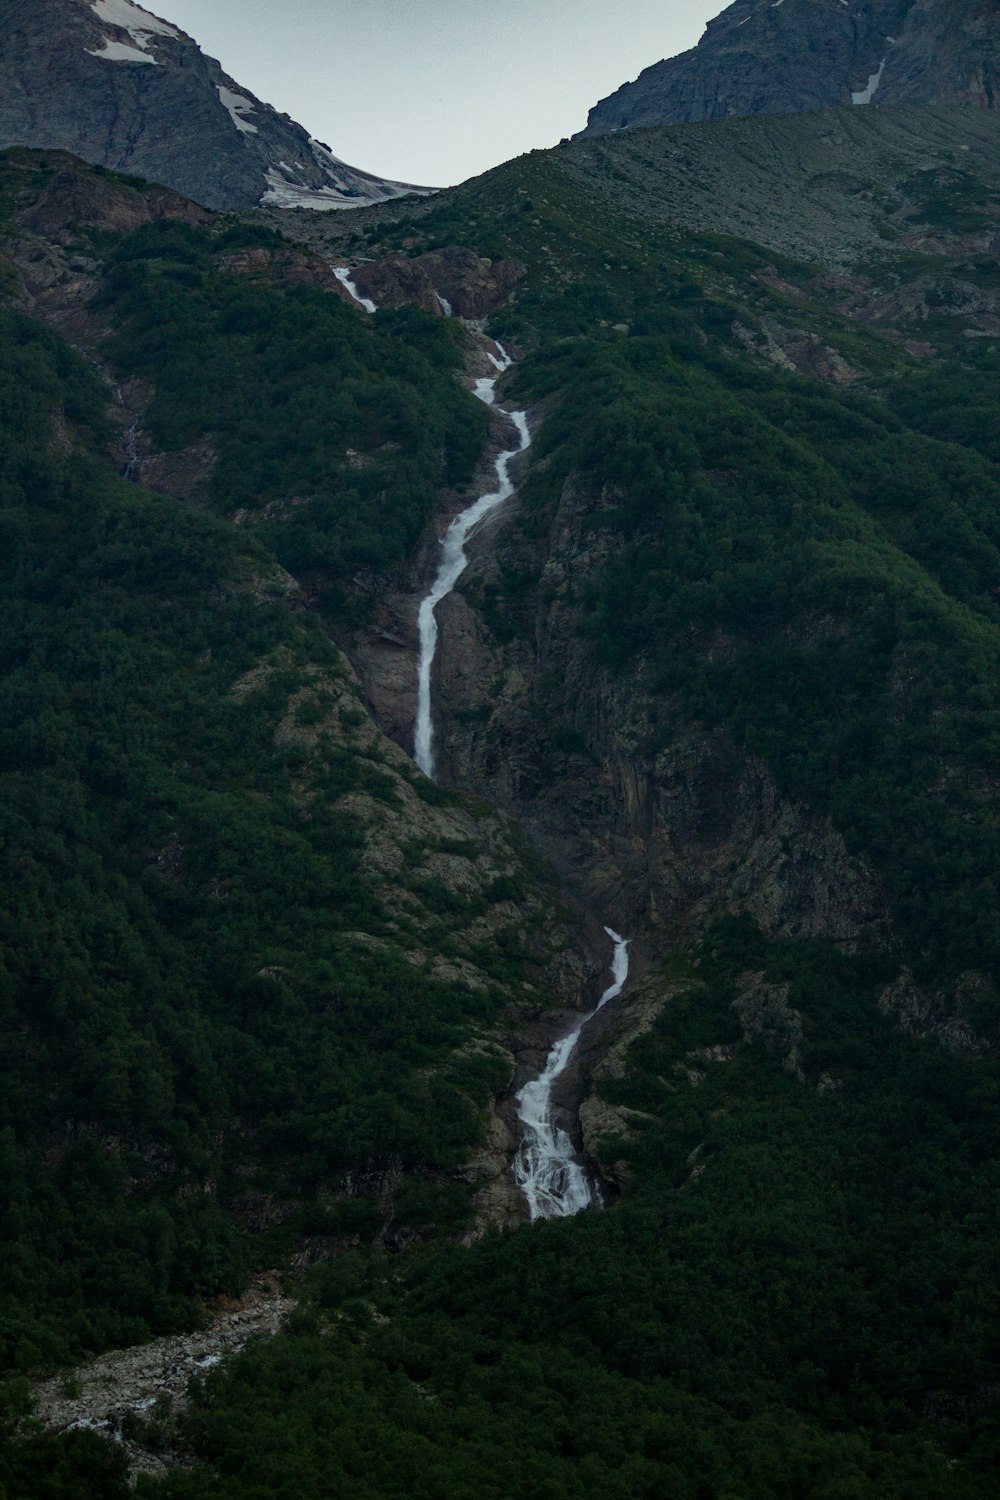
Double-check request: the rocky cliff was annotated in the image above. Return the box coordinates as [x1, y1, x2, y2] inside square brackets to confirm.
[0, 0, 432, 211]
[581, 0, 998, 137]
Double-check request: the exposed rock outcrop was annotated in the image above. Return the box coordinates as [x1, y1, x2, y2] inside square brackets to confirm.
[349, 248, 526, 319]
[580, 0, 997, 138]
[0, 0, 432, 211]
[880, 968, 993, 1053]
[413, 474, 890, 957]
[32, 1280, 293, 1477]
[560, 105, 1000, 271]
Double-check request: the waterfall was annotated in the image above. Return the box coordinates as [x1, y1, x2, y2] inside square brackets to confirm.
[331, 271, 626, 1219]
[115, 385, 140, 482]
[514, 929, 631, 1221]
[333, 265, 377, 314]
[413, 340, 530, 780]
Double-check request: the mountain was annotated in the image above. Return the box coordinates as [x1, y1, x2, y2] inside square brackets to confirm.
[3, 5, 1000, 1496]
[581, 0, 999, 137]
[0, 0, 432, 211]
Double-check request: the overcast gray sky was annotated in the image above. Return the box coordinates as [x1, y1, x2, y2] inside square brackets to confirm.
[150, 1, 722, 186]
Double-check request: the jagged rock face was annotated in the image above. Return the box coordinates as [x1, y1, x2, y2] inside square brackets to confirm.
[0, 0, 432, 211]
[354, 472, 889, 959]
[884, 0, 999, 109]
[580, 0, 997, 138]
[350, 248, 527, 319]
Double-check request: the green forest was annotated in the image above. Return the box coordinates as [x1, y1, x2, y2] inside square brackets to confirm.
[0, 280, 551, 1374]
[2, 118, 1000, 1500]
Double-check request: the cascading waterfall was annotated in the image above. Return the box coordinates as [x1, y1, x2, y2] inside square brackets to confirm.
[115, 386, 140, 482]
[414, 341, 531, 779]
[333, 265, 377, 314]
[332, 270, 530, 781]
[334, 275, 626, 1217]
[514, 929, 631, 1221]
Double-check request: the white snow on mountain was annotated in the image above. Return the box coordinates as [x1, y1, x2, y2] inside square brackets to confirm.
[86, 0, 180, 64]
[87, 38, 157, 64]
[90, 0, 179, 42]
[261, 162, 429, 211]
[852, 56, 887, 104]
[218, 87, 259, 135]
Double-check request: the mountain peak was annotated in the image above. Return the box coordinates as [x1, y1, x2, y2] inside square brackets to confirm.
[0, 0, 434, 211]
[580, 0, 997, 138]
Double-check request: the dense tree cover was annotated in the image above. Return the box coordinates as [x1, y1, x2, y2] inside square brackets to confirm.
[97, 220, 490, 619]
[43, 924, 989, 1500]
[492, 331, 1000, 997]
[5, 144, 1000, 1499]
[0, 305, 526, 1372]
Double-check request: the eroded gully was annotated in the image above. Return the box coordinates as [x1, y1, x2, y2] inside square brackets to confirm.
[334, 267, 631, 1220]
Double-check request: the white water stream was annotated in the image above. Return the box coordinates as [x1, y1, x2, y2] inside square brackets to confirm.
[333, 265, 377, 314]
[333, 273, 628, 1220]
[515, 929, 631, 1220]
[414, 342, 531, 779]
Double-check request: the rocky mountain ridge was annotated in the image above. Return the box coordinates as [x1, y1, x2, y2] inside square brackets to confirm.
[0, 0, 432, 211]
[582, 0, 998, 137]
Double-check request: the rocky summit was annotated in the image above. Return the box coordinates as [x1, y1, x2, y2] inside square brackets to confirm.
[581, 0, 998, 137]
[0, 0, 433, 211]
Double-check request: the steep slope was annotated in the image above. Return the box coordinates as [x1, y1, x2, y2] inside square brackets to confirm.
[564, 103, 1000, 268]
[4, 93, 1000, 1500]
[0, 148, 601, 1372]
[0, 0, 432, 211]
[581, 0, 998, 137]
[324, 102, 1000, 1033]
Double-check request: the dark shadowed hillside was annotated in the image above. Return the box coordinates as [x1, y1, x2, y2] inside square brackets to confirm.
[2, 7, 1000, 1497]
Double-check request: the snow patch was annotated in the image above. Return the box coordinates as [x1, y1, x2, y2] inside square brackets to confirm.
[87, 38, 157, 63]
[262, 171, 364, 211]
[218, 87, 259, 135]
[310, 138, 347, 167]
[91, 0, 179, 38]
[852, 56, 887, 105]
[88, 0, 178, 64]
[262, 168, 428, 213]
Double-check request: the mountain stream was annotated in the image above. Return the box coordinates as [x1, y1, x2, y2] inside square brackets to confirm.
[333, 265, 377, 314]
[334, 268, 629, 1219]
[515, 929, 631, 1219]
[414, 343, 531, 778]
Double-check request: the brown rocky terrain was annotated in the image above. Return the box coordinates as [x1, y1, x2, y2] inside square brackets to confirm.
[350, 246, 527, 320]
